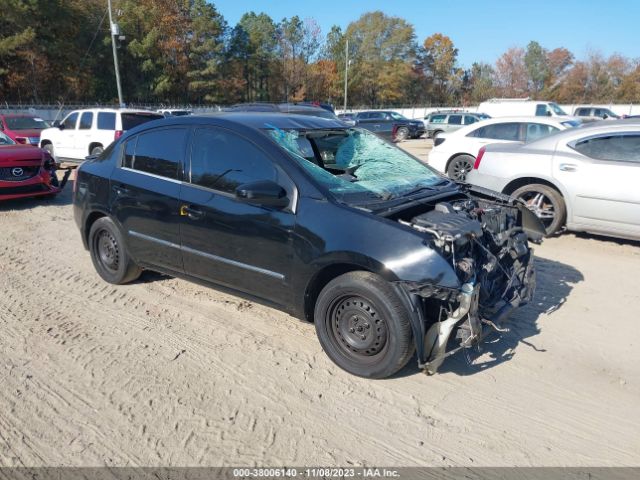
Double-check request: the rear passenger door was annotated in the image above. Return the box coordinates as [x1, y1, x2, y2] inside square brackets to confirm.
[54, 112, 79, 158]
[110, 127, 189, 273]
[179, 127, 296, 304]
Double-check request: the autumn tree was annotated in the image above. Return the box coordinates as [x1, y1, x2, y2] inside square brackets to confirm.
[422, 33, 459, 104]
[343, 11, 416, 106]
[495, 47, 528, 97]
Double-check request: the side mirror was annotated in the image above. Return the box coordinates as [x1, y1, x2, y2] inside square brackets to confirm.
[55, 121, 64, 130]
[235, 180, 289, 209]
[602, 113, 608, 119]
[546, 111, 552, 117]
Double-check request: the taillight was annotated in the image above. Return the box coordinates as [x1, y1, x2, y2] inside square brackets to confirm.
[474, 147, 486, 169]
[114, 130, 123, 140]
[15, 137, 27, 144]
[391, 125, 399, 141]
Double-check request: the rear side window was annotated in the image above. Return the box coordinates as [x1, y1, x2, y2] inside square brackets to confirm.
[469, 123, 521, 141]
[189, 127, 276, 194]
[62, 113, 78, 130]
[526, 123, 559, 142]
[79, 112, 93, 130]
[122, 128, 187, 179]
[429, 114, 446, 124]
[448, 115, 463, 125]
[572, 134, 640, 162]
[121, 113, 163, 131]
[97, 112, 116, 130]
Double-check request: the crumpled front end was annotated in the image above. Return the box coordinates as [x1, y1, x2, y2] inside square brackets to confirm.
[394, 193, 538, 374]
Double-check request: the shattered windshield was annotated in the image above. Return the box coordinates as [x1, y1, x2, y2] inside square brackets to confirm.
[266, 126, 444, 203]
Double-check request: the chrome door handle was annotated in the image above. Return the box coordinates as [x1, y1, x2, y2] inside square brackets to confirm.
[559, 163, 578, 172]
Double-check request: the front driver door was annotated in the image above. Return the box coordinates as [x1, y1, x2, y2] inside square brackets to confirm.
[179, 126, 296, 305]
[54, 111, 79, 158]
[557, 132, 640, 237]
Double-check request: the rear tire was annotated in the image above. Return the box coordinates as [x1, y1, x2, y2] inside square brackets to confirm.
[88, 217, 142, 284]
[446, 154, 474, 181]
[512, 183, 566, 236]
[314, 271, 414, 379]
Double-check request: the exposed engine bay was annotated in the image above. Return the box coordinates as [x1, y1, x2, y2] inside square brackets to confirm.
[394, 194, 537, 374]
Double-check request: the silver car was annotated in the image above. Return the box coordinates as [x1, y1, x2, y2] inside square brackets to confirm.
[466, 119, 640, 240]
[424, 111, 490, 138]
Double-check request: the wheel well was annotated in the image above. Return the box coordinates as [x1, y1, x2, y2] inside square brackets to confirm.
[89, 142, 103, 154]
[303, 264, 371, 322]
[84, 211, 107, 248]
[40, 139, 51, 146]
[502, 177, 564, 197]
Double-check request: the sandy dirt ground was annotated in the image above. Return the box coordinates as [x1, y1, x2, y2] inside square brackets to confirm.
[0, 142, 639, 467]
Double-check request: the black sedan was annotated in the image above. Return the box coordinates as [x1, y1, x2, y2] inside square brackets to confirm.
[73, 113, 542, 378]
[354, 110, 426, 140]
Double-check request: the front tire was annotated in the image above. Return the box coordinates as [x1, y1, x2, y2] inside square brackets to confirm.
[446, 154, 474, 181]
[512, 183, 566, 236]
[314, 271, 414, 379]
[395, 127, 409, 142]
[88, 217, 142, 284]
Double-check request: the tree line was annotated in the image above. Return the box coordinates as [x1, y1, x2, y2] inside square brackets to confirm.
[1, 0, 639, 107]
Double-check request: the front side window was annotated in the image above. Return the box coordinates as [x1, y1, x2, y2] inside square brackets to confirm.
[79, 112, 93, 130]
[189, 127, 277, 194]
[268, 127, 444, 203]
[571, 134, 640, 163]
[62, 113, 78, 130]
[535, 104, 550, 116]
[448, 115, 463, 125]
[549, 102, 567, 115]
[97, 112, 116, 130]
[389, 112, 407, 121]
[526, 123, 559, 142]
[122, 128, 187, 179]
[464, 115, 478, 125]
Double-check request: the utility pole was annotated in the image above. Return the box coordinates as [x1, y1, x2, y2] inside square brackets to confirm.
[343, 38, 349, 112]
[107, 0, 124, 107]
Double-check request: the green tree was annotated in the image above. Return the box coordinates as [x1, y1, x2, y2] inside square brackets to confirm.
[524, 40, 549, 95]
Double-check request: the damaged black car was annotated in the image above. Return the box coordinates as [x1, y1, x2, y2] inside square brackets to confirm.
[73, 113, 544, 379]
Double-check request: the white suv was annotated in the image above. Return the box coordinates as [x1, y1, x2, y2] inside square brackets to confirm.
[39, 108, 163, 161]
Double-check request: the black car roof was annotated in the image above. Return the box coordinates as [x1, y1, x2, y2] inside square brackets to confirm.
[121, 112, 347, 139]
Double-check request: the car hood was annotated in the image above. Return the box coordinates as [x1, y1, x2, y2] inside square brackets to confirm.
[0, 145, 45, 163]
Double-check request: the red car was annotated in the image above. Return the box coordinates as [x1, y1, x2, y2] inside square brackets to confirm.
[0, 131, 64, 201]
[0, 113, 50, 146]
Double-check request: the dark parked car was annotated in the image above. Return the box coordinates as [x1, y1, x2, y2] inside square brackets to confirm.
[73, 113, 542, 379]
[354, 110, 425, 140]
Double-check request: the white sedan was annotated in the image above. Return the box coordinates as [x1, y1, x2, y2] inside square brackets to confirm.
[466, 120, 640, 240]
[428, 116, 580, 180]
